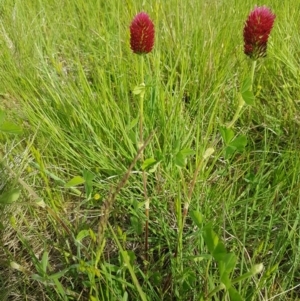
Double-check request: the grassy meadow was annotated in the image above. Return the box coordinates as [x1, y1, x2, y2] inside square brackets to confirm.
[0, 0, 300, 300]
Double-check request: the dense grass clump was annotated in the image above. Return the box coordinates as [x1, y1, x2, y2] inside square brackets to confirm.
[0, 0, 300, 300]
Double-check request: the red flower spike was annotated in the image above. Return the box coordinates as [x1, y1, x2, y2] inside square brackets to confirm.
[130, 12, 155, 55]
[243, 6, 276, 59]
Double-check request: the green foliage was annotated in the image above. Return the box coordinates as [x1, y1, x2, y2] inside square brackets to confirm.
[0, 109, 23, 135]
[0, 0, 299, 300]
[220, 126, 248, 158]
[65, 176, 85, 188]
[201, 225, 263, 300]
[241, 77, 255, 105]
[0, 188, 20, 205]
[174, 148, 194, 168]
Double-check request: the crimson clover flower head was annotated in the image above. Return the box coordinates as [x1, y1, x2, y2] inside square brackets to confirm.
[243, 6, 276, 59]
[130, 12, 155, 54]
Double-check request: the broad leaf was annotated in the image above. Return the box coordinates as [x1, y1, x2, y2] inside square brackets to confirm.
[241, 90, 255, 105]
[132, 83, 145, 96]
[175, 148, 194, 168]
[228, 287, 244, 301]
[190, 210, 203, 228]
[0, 121, 23, 134]
[230, 135, 247, 151]
[127, 117, 139, 131]
[0, 188, 20, 204]
[65, 176, 85, 188]
[225, 135, 247, 158]
[225, 145, 236, 159]
[241, 77, 255, 105]
[142, 157, 156, 170]
[83, 170, 95, 198]
[76, 229, 90, 243]
[215, 252, 237, 274]
[220, 126, 234, 145]
[203, 226, 226, 257]
[130, 216, 143, 235]
[41, 251, 49, 273]
[216, 252, 237, 289]
[241, 77, 252, 93]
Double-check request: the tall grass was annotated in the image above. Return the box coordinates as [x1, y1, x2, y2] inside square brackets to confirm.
[0, 0, 300, 300]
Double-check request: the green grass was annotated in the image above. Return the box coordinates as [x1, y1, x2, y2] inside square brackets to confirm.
[1, 0, 300, 300]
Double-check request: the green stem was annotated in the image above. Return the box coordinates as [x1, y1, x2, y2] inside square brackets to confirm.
[231, 263, 263, 285]
[108, 223, 148, 301]
[176, 148, 214, 259]
[226, 93, 245, 129]
[138, 54, 149, 264]
[250, 60, 257, 92]
[206, 283, 226, 300]
[139, 55, 145, 144]
[226, 59, 257, 129]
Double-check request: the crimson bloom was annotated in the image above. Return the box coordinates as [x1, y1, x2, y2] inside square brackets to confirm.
[243, 6, 276, 59]
[130, 12, 155, 54]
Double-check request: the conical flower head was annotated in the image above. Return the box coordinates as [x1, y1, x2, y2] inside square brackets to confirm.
[243, 6, 276, 59]
[130, 12, 155, 54]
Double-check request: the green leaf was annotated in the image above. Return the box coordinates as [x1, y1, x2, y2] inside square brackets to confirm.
[150, 271, 162, 286]
[215, 252, 237, 273]
[49, 269, 69, 280]
[174, 152, 185, 167]
[89, 228, 97, 243]
[228, 287, 244, 301]
[225, 135, 248, 158]
[216, 253, 237, 288]
[225, 145, 236, 159]
[83, 169, 95, 183]
[265, 263, 278, 277]
[132, 83, 145, 96]
[203, 226, 226, 257]
[53, 278, 68, 299]
[173, 139, 181, 153]
[130, 216, 143, 235]
[122, 291, 129, 301]
[190, 210, 203, 228]
[149, 162, 161, 173]
[127, 117, 139, 131]
[142, 158, 156, 170]
[75, 229, 90, 243]
[220, 126, 234, 145]
[31, 273, 46, 282]
[65, 176, 85, 188]
[175, 148, 194, 168]
[241, 77, 255, 105]
[126, 250, 136, 265]
[175, 198, 182, 228]
[121, 250, 136, 266]
[83, 170, 95, 198]
[0, 121, 23, 134]
[241, 77, 252, 93]
[180, 148, 195, 156]
[41, 251, 49, 274]
[230, 135, 247, 151]
[0, 188, 20, 204]
[219, 270, 231, 289]
[203, 226, 219, 255]
[242, 90, 255, 105]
